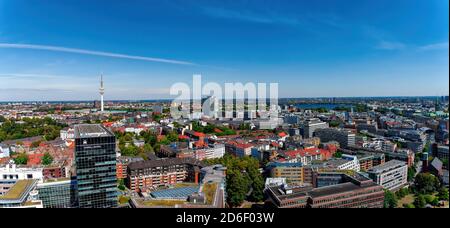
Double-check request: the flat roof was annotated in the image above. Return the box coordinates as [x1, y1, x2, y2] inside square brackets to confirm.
[128, 157, 205, 171]
[268, 186, 310, 200]
[309, 182, 361, 198]
[368, 160, 406, 174]
[151, 186, 200, 199]
[74, 124, 114, 138]
[0, 179, 35, 200]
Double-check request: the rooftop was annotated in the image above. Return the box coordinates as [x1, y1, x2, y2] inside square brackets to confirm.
[128, 157, 205, 171]
[151, 186, 200, 200]
[0, 179, 35, 200]
[309, 182, 370, 198]
[368, 159, 407, 174]
[74, 124, 114, 138]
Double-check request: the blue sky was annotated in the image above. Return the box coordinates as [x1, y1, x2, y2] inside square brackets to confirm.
[0, 0, 448, 101]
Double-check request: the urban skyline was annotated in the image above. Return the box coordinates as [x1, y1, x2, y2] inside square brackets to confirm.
[0, 0, 448, 212]
[0, 0, 449, 101]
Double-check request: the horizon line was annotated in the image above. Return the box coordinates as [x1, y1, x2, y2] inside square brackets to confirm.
[0, 95, 448, 103]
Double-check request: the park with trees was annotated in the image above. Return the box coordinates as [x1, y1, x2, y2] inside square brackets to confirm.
[0, 117, 67, 142]
[392, 173, 448, 208]
[205, 154, 265, 208]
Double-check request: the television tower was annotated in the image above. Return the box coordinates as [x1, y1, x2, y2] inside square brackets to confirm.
[99, 73, 105, 112]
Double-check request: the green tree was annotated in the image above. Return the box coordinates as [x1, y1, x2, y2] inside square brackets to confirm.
[407, 167, 416, 182]
[414, 173, 441, 194]
[207, 155, 264, 207]
[438, 187, 449, 201]
[143, 143, 154, 153]
[166, 131, 179, 143]
[120, 144, 139, 157]
[442, 159, 448, 168]
[414, 195, 426, 208]
[31, 140, 42, 148]
[333, 152, 343, 158]
[384, 190, 398, 208]
[329, 120, 341, 128]
[424, 195, 436, 205]
[152, 113, 162, 122]
[396, 188, 409, 199]
[226, 170, 248, 208]
[14, 153, 28, 165]
[41, 152, 53, 166]
[118, 179, 126, 191]
[248, 167, 264, 202]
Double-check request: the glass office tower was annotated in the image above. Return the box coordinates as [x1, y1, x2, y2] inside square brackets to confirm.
[74, 124, 118, 208]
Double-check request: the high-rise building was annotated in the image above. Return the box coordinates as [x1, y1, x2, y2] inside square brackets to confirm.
[74, 124, 117, 208]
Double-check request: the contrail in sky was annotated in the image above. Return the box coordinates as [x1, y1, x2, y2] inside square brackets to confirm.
[0, 43, 196, 66]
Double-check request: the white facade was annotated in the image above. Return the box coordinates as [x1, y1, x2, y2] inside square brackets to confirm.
[203, 144, 225, 160]
[339, 154, 361, 172]
[60, 128, 75, 141]
[368, 160, 408, 191]
[0, 163, 44, 183]
[0, 144, 10, 158]
[125, 127, 144, 135]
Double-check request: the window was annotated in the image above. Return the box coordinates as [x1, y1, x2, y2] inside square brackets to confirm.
[27, 174, 33, 179]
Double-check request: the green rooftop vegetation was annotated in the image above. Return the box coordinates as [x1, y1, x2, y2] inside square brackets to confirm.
[203, 183, 218, 205]
[44, 177, 70, 183]
[140, 199, 185, 207]
[173, 182, 199, 188]
[0, 180, 33, 200]
[22, 201, 42, 206]
[118, 195, 131, 205]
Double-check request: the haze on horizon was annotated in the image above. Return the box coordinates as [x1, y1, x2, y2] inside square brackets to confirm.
[0, 0, 448, 101]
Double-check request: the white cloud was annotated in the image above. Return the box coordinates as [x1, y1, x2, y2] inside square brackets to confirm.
[419, 42, 449, 51]
[0, 73, 69, 79]
[0, 43, 196, 66]
[376, 41, 406, 50]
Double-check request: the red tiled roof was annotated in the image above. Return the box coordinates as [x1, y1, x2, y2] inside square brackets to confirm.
[278, 132, 287, 137]
[103, 122, 114, 127]
[284, 147, 325, 158]
[193, 132, 206, 138]
[236, 143, 253, 149]
[178, 135, 190, 140]
[27, 153, 44, 166]
[194, 140, 207, 148]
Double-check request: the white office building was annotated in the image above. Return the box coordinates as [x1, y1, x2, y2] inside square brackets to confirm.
[368, 160, 408, 191]
[0, 162, 44, 184]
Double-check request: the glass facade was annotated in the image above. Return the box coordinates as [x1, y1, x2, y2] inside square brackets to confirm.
[37, 180, 73, 208]
[75, 129, 118, 208]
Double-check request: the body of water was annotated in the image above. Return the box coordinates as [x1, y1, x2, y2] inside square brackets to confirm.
[295, 103, 354, 110]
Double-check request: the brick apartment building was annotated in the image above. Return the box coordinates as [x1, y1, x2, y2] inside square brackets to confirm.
[126, 158, 204, 192]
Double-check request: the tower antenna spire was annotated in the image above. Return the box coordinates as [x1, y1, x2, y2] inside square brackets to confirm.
[99, 72, 105, 112]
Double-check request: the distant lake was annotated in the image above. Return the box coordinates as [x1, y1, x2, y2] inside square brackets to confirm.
[295, 103, 354, 110]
